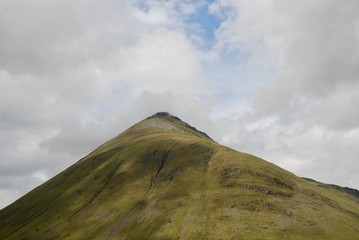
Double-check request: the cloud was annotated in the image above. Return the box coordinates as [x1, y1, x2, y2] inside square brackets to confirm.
[102, 28, 206, 95]
[213, 0, 359, 109]
[0, 0, 143, 74]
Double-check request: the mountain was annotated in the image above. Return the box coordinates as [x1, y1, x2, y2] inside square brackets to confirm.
[1, 112, 358, 239]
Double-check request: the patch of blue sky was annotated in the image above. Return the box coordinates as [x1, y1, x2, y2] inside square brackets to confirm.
[135, 0, 149, 12]
[185, 1, 221, 49]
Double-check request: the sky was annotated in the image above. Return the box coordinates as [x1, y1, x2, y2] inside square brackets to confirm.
[1, 0, 359, 209]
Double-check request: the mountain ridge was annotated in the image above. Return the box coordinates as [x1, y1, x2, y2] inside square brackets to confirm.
[0, 113, 358, 239]
[302, 177, 359, 199]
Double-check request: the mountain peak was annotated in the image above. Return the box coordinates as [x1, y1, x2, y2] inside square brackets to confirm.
[87, 113, 213, 157]
[146, 112, 181, 121]
[143, 112, 212, 141]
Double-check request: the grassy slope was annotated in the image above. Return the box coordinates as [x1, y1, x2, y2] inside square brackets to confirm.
[0, 116, 358, 239]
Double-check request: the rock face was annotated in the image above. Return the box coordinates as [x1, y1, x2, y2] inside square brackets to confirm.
[1, 113, 359, 239]
[147, 112, 178, 119]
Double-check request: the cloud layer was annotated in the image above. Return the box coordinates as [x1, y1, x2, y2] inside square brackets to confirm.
[1, 0, 358, 208]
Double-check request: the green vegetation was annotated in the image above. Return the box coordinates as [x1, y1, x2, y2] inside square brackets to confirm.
[1, 114, 358, 239]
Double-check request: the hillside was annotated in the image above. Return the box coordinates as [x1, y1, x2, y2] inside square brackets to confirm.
[0, 112, 358, 239]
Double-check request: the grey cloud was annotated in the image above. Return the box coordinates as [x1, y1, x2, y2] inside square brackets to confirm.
[251, 0, 359, 113]
[0, 0, 142, 75]
[215, 0, 359, 98]
[214, 0, 359, 129]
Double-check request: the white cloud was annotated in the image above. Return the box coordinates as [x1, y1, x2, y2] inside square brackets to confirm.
[98, 28, 206, 95]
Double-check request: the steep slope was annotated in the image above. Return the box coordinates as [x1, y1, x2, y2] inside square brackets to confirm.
[0, 113, 358, 240]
